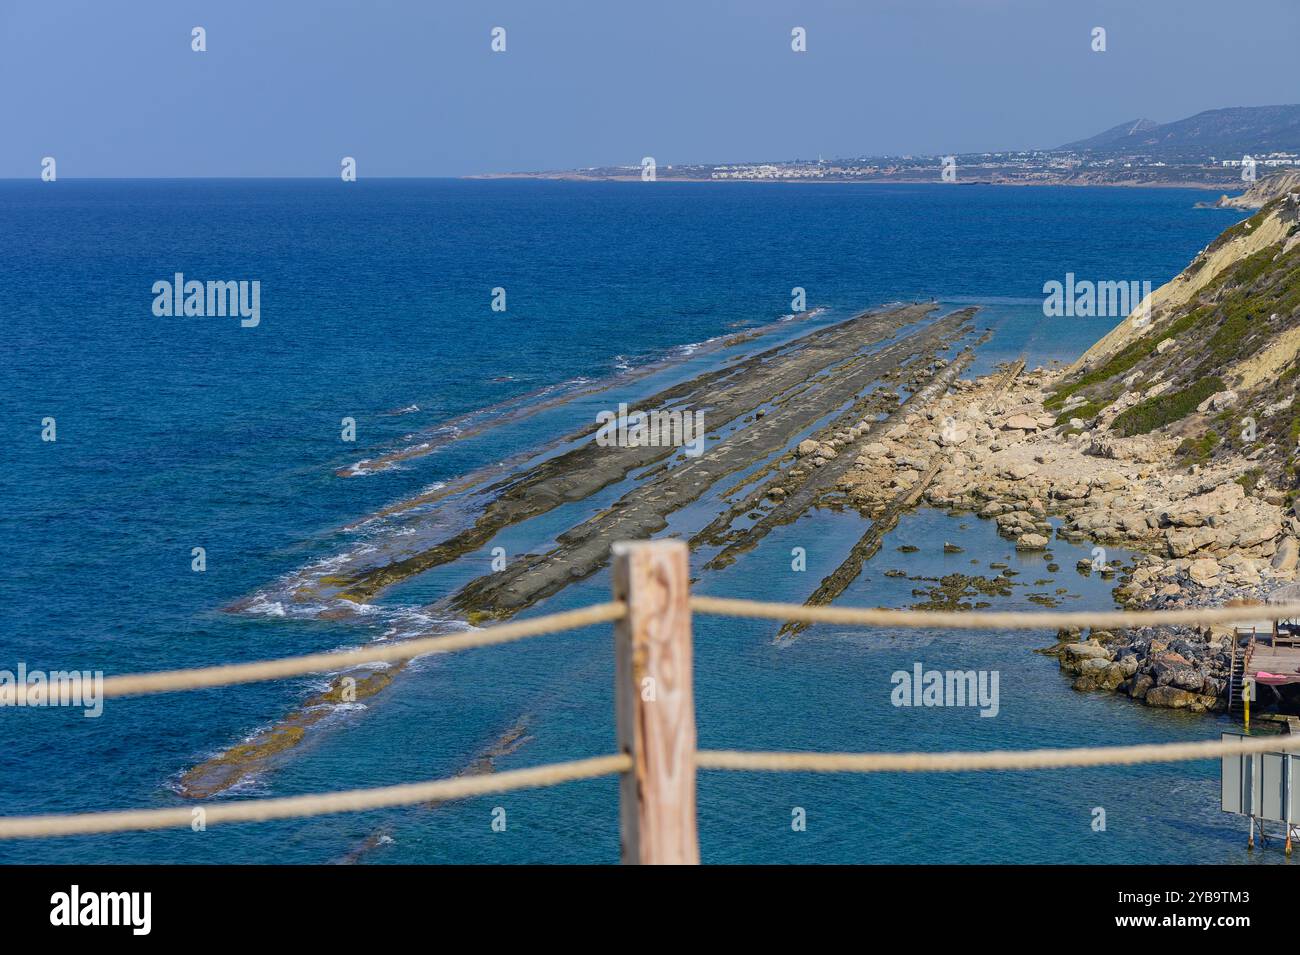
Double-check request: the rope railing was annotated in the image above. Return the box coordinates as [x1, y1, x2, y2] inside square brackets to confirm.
[96, 601, 626, 698]
[698, 733, 1300, 773]
[0, 755, 631, 839]
[78, 599, 1300, 700]
[3, 540, 1296, 861]
[2, 735, 1293, 840]
[689, 596, 1300, 631]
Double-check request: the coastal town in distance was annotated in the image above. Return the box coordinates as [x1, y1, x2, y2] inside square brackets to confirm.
[481, 105, 1300, 190]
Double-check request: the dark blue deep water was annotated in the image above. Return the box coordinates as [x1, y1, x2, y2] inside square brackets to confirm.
[0, 180, 1261, 863]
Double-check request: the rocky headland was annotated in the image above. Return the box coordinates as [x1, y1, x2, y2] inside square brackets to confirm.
[839, 177, 1300, 715]
[837, 364, 1296, 713]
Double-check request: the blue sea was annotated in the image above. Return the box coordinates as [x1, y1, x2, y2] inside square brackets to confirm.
[0, 180, 1265, 864]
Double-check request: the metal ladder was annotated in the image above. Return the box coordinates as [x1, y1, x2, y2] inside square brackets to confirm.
[1228, 628, 1256, 715]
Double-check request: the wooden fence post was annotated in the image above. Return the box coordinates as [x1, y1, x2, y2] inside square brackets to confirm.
[611, 539, 699, 865]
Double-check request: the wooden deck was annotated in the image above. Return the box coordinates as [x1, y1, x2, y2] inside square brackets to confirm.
[1234, 621, 1300, 682]
[1246, 642, 1300, 681]
[1227, 623, 1300, 712]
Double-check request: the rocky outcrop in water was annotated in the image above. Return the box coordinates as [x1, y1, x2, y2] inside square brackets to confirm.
[1203, 169, 1300, 210]
[1040, 625, 1228, 712]
[837, 357, 1297, 715]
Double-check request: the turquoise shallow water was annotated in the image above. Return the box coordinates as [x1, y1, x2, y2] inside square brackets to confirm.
[0, 180, 1266, 863]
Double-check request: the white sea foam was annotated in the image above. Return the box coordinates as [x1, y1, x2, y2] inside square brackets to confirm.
[245, 599, 286, 617]
[777, 305, 829, 323]
[216, 773, 272, 798]
[307, 552, 354, 572]
[327, 702, 368, 714]
[344, 459, 391, 477]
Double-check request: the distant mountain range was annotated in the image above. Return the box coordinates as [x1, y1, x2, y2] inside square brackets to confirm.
[1058, 105, 1300, 158]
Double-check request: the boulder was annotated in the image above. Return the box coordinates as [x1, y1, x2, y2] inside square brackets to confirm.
[1189, 693, 1221, 713]
[1002, 462, 1039, 480]
[1059, 642, 1110, 674]
[1195, 390, 1238, 414]
[1015, 533, 1049, 550]
[1129, 673, 1154, 700]
[1100, 662, 1127, 690]
[1061, 642, 1110, 662]
[1073, 662, 1126, 693]
[1229, 517, 1281, 549]
[1166, 526, 1217, 558]
[1145, 686, 1199, 709]
[1002, 414, 1040, 431]
[1152, 656, 1203, 692]
[1092, 472, 1128, 491]
[1273, 536, 1299, 573]
[1187, 557, 1220, 586]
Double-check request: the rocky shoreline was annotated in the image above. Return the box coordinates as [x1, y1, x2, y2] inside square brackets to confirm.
[839, 363, 1300, 715]
[190, 303, 978, 798]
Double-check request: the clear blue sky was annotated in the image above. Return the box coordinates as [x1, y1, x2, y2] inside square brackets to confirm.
[2, 0, 1295, 177]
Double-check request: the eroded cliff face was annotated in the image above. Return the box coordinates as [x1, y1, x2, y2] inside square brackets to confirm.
[1071, 195, 1298, 375]
[1210, 168, 1300, 210]
[1052, 191, 1300, 495]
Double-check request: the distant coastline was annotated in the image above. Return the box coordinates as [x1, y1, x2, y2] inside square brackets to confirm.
[466, 171, 1235, 189]
[470, 104, 1300, 191]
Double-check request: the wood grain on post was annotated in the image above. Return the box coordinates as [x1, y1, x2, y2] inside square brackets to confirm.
[611, 539, 699, 865]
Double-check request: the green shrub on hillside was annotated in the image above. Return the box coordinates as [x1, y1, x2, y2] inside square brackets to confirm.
[1045, 307, 1212, 411]
[1053, 398, 1109, 426]
[1175, 430, 1219, 464]
[1236, 468, 1264, 493]
[1111, 377, 1225, 436]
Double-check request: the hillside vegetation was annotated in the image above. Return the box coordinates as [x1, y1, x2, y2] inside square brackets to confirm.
[1050, 187, 1300, 499]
